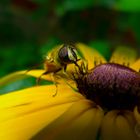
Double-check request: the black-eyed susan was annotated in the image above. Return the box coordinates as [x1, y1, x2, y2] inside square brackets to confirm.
[0, 43, 140, 140]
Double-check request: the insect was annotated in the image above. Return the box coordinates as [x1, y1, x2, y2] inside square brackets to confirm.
[37, 43, 81, 95]
[39, 43, 81, 80]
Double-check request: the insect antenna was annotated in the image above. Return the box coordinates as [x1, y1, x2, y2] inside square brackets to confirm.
[24, 60, 45, 74]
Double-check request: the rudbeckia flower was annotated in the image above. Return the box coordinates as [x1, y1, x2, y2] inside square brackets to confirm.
[0, 43, 140, 140]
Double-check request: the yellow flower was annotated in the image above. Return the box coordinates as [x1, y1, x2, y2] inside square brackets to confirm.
[0, 43, 140, 140]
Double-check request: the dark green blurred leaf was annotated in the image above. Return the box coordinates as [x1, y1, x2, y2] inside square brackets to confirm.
[63, 0, 94, 10]
[30, 7, 48, 20]
[56, 0, 94, 16]
[116, 0, 140, 11]
[31, 0, 49, 4]
[98, 0, 116, 8]
[117, 13, 140, 45]
[40, 38, 61, 56]
[0, 0, 10, 5]
[0, 22, 25, 44]
[89, 40, 111, 60]
[0, 78, 34, 94]
[0, 42, 40, 77]
[0, 77, 52, 94]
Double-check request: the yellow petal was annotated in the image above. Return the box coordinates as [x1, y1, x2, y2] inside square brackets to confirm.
[110, 46, 137, 66]
[32, 100, 104, 140]
[76, 43, 107, 69]
[101, 110, 138, 140]
[0, 70, 52, 88]
[130, 59, 140, 72]
[0, 84, 84, 140]
[134, 107, 140, 138]
[134, 107, 140, 123]
[0, 84, 84, 109]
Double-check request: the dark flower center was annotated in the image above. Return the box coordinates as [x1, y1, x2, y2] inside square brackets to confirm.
[76, 63, 140, 110]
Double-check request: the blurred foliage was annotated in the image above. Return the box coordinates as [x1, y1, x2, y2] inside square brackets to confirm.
[0, 0, 140, 93]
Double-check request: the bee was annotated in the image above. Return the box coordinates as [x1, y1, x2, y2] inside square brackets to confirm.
[40, 43, 81, 79]
[37, 43, 82, 95]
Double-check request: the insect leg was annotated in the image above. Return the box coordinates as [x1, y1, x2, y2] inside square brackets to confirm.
[63, 65, 67, 72]
[63, 78, 78, 92]
[51, 68, 62, 97]
[36, 71, 50, 85]
[61, 66, 78, 92]
[52, 73, 58, 97]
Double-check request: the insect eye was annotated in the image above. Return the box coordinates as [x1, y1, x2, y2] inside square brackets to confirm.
[58, 44, 78, 64]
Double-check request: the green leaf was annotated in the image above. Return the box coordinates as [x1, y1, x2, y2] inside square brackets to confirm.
[117, 13, 140, 45]
[0, 78, 35, 94]
[89, 41, 111, 60]
[40, 38, 61, 56]
[116, 0, 140, 11]
[98, 0, 116, 8]
[64, 0, 94, 10]
[31, 0, 49, 4]
[56, 0, 94, 16]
